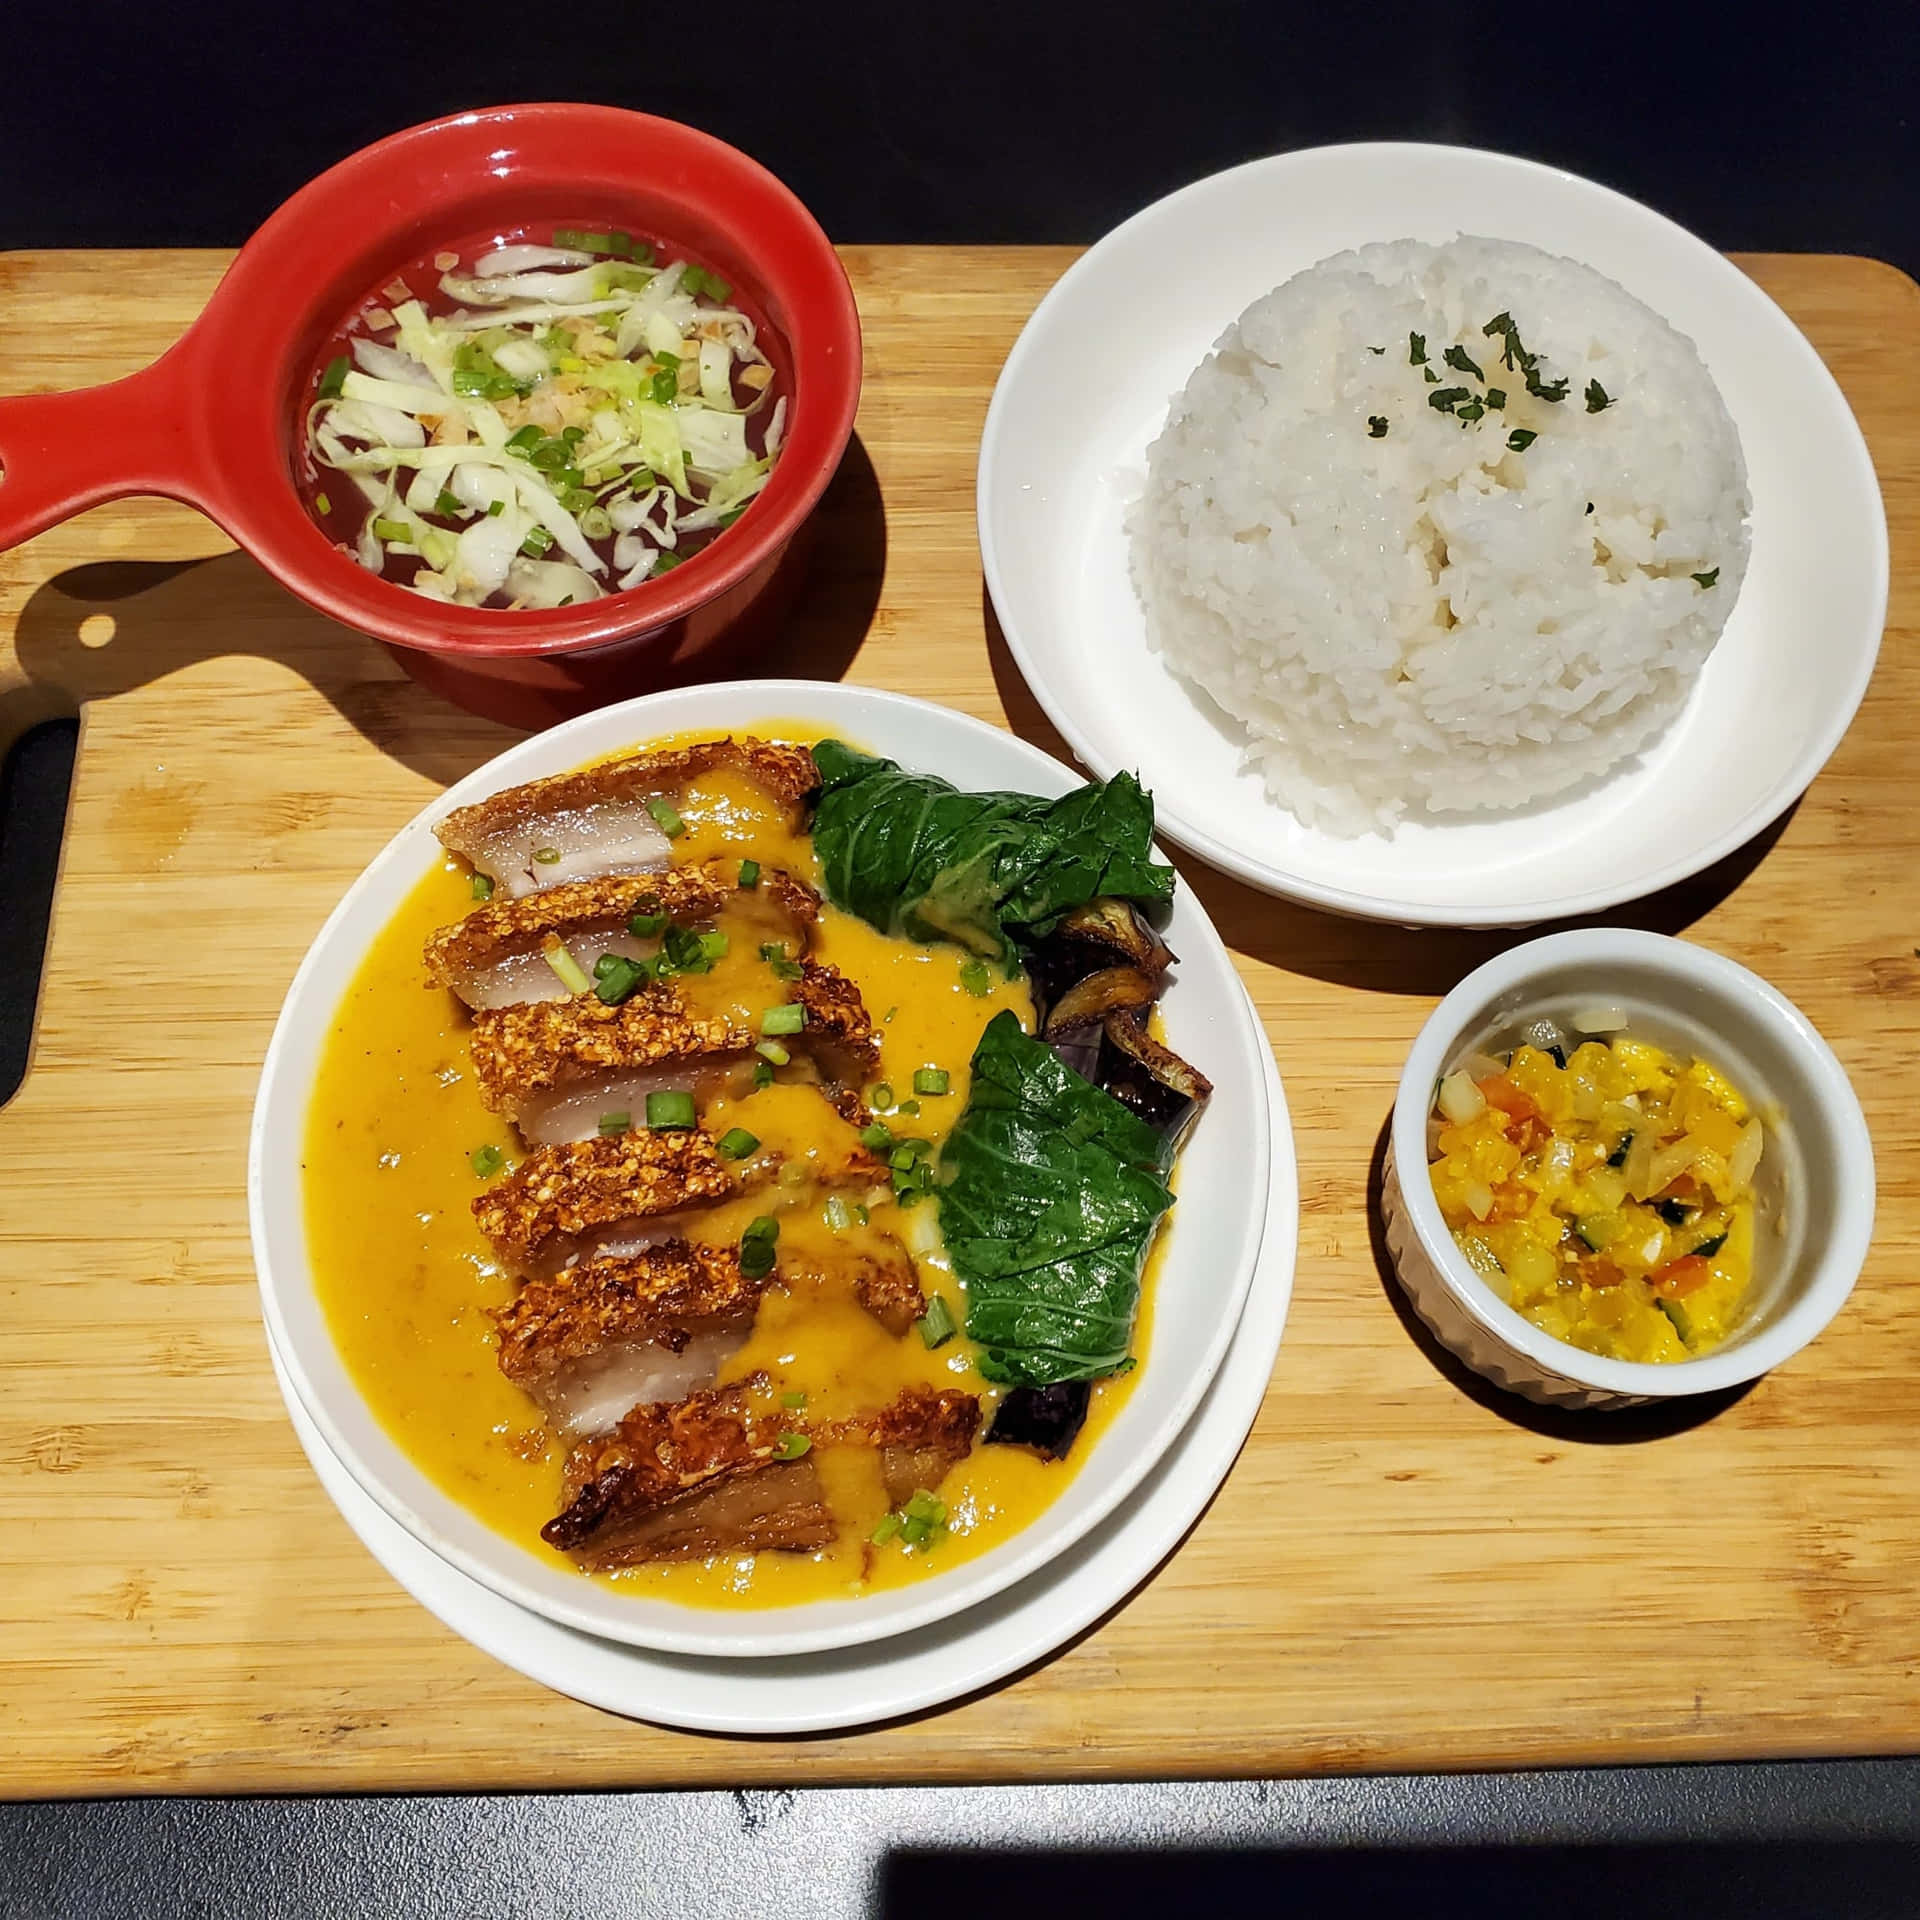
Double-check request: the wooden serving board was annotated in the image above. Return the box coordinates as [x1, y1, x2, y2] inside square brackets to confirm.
[0, 247, 1915, 1797]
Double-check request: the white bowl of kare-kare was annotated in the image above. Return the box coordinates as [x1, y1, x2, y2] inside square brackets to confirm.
[1382, 929, 1873, 1409]
[249, 682, 1273, 1656]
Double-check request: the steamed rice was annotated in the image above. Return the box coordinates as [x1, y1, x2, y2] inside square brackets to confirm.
[1128, 237, 1750, 836]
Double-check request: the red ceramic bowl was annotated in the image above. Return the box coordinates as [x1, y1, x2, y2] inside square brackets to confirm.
[0, 104, 861, 727]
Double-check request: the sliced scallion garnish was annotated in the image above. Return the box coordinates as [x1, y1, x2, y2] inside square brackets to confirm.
[738, 1215, 779, 1279]
[644, 1089, 696, 1131]
[540, 936, 592, 995]
[916, 1295, 957, 1349]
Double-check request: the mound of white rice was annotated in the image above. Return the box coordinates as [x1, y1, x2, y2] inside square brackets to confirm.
[1128, 236, 1750, 837]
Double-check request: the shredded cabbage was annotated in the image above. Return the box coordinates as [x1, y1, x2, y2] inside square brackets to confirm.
[307, 230, 781, 608]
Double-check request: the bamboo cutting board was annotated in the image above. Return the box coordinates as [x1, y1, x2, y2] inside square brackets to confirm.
[0, 247, 1916, 1797]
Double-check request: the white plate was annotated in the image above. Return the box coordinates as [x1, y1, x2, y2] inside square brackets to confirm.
[979, 142, 1888, 927]
[265, 992, 1295, 1735]
[251, 681, 1275, 1658]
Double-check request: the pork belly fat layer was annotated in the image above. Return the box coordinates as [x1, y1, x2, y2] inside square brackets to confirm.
[423, 865, 819, 1009]
[436, 739, 820, 899]
[472, 1131, 735, 1269]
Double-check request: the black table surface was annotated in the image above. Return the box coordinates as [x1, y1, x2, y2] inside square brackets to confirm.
[4, 1, 1918, 1907]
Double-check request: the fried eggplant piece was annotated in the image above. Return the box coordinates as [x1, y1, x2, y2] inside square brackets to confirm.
[985, 1381, 1093, 1461]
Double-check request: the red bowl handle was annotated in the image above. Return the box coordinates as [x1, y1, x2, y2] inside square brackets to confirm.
[0, 340, 215, 547]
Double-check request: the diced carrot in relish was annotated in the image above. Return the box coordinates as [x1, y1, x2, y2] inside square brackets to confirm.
[1652, 1255, 1713, 1298]
[1476, 1075, 1543, 1124]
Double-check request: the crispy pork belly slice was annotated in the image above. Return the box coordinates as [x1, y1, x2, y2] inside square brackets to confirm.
[494, 1243, 767, 1433]
[474, 1128, 885, 1274]
[437, 738, 820, 897]
[543, 1382, 981, 1566]
[783, 1235, 926, 1337]
[466, 959, 881, 1139]
[473, 1130, 735, 1272]
[425, 864, 819, 1010]
[543, 1385, 835, 1567]
[823, 1385, 982, 1505]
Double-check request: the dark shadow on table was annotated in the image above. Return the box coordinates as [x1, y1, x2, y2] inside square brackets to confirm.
[4, 433, 886, 785]
[982, 579, 1799, 1008]
[1364, 1110, 1754, 1441]
[879, 1839, 1920, 1918]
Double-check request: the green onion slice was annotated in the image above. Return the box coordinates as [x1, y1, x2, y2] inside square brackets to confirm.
[646, 796, 686, 839]
[912, 1068, 950, 1096]
[716, 1127, 760, 1160]
[644, 1089, 696, 1131]
[916, 1295, 957, 1349]
[541, 938, 592, 996]
[761, 1004, 805, 1036]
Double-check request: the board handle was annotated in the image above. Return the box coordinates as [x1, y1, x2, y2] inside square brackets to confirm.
[0, 347, 213, 549]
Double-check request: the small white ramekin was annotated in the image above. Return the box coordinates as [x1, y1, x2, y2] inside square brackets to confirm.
[1382, 929, 1875, 1409]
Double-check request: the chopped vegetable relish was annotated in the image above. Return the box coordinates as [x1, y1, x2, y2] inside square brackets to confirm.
[1428, 1031, 1765, 1362]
